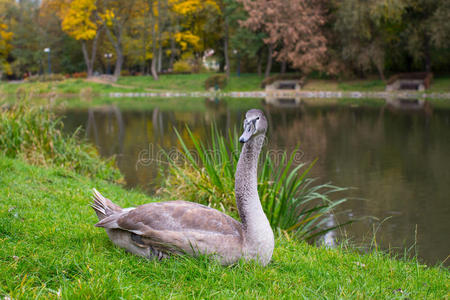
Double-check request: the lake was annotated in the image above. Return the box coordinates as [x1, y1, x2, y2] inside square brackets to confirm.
[61, 97, 450, 266]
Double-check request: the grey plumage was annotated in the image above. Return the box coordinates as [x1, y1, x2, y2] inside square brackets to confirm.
[91, 109, 274, 266]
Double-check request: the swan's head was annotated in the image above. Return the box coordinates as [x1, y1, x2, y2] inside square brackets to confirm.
[239, 109, 267, 143]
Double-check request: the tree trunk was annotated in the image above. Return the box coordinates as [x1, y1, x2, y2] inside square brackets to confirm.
[113, 48, 123, 79]
[281, 60, 287, 74]
[149, 0, 159, 80]
[169, 35, 176, 69]
[223, 19, 230, 78]
[81, 41, 93, 77]
[157, 45, 162, 73]
[256, 48, 262, 76]
[265, 45, 273, 78]
[81, 30, 100, 78]
[105, 26, 124, 81]
[157, 0, 163, 73]
[376, 63, 385, 81]
[424, 35, 432, 72]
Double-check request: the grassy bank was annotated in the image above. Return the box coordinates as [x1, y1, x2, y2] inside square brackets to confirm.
[0, 156, 448, 298]
[1, 74, 450, 95]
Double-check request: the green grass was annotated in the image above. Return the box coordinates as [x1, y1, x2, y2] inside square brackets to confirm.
[118, 73, 212, 92]
[118, 73, 264, 92]
[0, 79, 140, 96]
[428, 76, 450, 92]
[0, 156, 448, 298]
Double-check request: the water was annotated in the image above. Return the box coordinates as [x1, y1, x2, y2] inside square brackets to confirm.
[61, 97, 450, 266]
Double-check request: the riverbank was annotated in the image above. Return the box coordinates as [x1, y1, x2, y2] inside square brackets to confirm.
[0, 102, 448, 298]
[1, 156, 448, 298]
[1, 74, 450, 96]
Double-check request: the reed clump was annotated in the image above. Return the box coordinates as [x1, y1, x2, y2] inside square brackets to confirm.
[0, 100, 120, 181]
[160, 126, 351, 241]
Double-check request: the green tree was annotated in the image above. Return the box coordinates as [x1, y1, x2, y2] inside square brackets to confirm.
[334, 0, 405, 79]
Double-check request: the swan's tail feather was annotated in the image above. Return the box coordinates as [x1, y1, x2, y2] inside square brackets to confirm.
[91, 188, 123, 221]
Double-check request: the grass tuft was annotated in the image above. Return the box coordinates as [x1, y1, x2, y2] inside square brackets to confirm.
[0, 100, 120, 181]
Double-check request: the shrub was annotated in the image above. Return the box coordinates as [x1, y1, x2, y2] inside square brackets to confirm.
[159, 126, 351, 240]
[0, 101, 121, 181]
[120, 69, 130, 76]
[71, 72, 87, 79]
[173, 60, 192, 74]
[204, 74, 228, 90]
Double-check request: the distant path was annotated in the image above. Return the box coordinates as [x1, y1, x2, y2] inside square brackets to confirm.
[107, 90, 450, 99]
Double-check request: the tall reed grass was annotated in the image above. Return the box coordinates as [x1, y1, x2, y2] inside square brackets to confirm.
[0, 101, 120, 181]
[160, 126, 351, 241]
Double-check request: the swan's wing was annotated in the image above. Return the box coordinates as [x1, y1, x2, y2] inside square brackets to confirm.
[95, 201, 244, 254]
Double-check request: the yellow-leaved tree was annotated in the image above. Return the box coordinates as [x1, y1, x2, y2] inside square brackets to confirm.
[0, 22, 13, 77]
[169, 0, 221, 73]
[58, 0, 102, 77]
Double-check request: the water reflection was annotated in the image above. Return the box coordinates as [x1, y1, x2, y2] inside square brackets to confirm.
[61, 97, 450, 265]
[263, 96, 302, 107]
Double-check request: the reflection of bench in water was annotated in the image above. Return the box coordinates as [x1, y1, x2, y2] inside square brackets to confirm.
[385, 97, 430, 111]
[386, 72, 433, 91]
[264, 97, 301, 107]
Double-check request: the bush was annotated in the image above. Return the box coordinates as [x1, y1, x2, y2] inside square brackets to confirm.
[71, 72, 87, 79]
[204, 74, 228, 90]
[173, 60, 192, 74]
[25, 74, 66, 82]
[159, 126, 351, 240]
[120, 70, 130, 76]
[0, 101, 121, 181]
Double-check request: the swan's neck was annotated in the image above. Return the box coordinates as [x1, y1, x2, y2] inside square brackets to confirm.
[235, 135, 272, 244]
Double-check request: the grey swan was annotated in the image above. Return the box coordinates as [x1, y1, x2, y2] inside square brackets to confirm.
[91, 109, 274, 266]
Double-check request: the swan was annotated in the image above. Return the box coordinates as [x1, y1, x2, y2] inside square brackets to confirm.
[91, 109, 274, 266]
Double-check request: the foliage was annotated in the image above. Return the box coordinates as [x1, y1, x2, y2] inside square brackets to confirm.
[0, 101, 120, 181]
[333, 0, 404, 80]
[204, 74, 227, 90]
[71, 71, 88, 78]
[60, 0, 98, 41]
[240, 0, 328, 74]
[172, 59, 192, 73]
[2, 0, 450, 78]
[0, 156, 448, 298]
[0, 22, 13, 75]
[160, 125, 351, 240]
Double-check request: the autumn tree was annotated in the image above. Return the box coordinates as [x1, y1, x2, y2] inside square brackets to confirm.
[58, 0, 102, 77]
[240, 0, 327, 76]
[0, 22, 12, 77]
[170, 0, 221, 63]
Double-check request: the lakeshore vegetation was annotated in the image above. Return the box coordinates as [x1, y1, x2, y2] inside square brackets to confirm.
[1, 74, 450, 97]
[0, 100, 449, 298]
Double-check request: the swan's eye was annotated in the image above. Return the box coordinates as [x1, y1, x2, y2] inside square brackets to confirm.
[256, 117, 260, 121]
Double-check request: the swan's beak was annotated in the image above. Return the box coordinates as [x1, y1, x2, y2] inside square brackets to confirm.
[239, 121, 255, 143]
